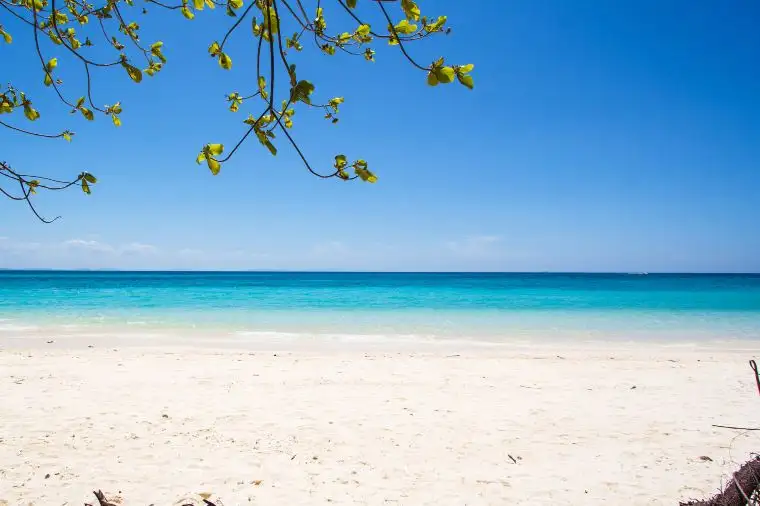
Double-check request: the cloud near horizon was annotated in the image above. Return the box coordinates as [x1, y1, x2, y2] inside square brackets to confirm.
[62, 239, 158, 255]
[0, 234, 516, 271]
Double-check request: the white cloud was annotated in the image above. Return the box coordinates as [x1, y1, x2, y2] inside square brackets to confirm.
[63, 239, 115, 253]
[0, 237, 164, 269]
[1, 234, 512, 271]
[61, 239, 158, 256]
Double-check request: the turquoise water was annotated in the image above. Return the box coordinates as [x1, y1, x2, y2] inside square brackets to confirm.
[1, 271, 760, 342]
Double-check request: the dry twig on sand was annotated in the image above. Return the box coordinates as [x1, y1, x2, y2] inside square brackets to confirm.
[86, 490, 221, 506]
[713, 425, 760, 431]
[680, 457, 760, 506]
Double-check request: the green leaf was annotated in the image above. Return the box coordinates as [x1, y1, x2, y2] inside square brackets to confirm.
[112, 114, 121, 126]
[328, 96, 344, 111]
[75, 96, 85, 108]
[43, 57, 57, 86]
[150, 41, 167, 63]
[254, 130, 277, 156]
[359, 170, 377, 183]
[193, 0, 204, 10]
[122, 62, 143, 83]
[206, 157, 221, 175]
[355, 24, 370, 37]
[81, 179, 91, 194]
[334, 154, 347, 169]
[459, 63, 474, 74]
[218, 52, 232, 70]
[427, 71, 438, 86]
[354, 159, 377, 183]
[80, 106, 94, 120]
[425, 15, 447, 33]
[401, 0, 420, 21]
[208, 41, 220, 55]
[83, 173, 97, 183]
[207, 143, 224, 156]
[264, 8, 279, 34]
[258, 75, 266, 94]
[346, 0, 356, 7]
[291, 80, 315, 105]
[228, 0, 242, 8]
[434, 66, 455, 84]
[393, 19, 417, 35]
[23, 104, 40, 121]
[181, 6, 195, 19]
[0, 28, 12, 44]
[53, 10, 68, 24]
[285, 33, 303, 51]
[457, 74, 474, 90]
[62, 130, 73, 142]
[196, 152, 206, 164]
[314, 7, 326, 34]
[337, 32, 351, 45]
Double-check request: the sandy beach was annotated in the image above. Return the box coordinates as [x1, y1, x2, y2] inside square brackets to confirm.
[1, 340, 759, 505]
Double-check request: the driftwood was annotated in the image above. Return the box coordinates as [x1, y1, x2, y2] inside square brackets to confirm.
[85, 490, 221, 506]
[680, 457, 760, 506]
[89, 490, 119, 506]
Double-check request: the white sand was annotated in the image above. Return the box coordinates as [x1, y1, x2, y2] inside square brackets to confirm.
[1, 340, 759, 505]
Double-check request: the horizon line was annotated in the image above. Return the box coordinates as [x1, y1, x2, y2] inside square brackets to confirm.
[1, 268, 760, 275]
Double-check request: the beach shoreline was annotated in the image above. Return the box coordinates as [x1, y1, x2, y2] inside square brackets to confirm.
[1, 340, 758, 505]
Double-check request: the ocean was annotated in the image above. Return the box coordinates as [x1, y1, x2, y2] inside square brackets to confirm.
[1, 271, 760, 344]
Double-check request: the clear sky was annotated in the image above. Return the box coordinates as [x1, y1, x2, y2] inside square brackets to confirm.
[1, 0, 759, 271]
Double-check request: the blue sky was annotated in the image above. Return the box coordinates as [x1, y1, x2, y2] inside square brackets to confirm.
[1, 0, 759, 271]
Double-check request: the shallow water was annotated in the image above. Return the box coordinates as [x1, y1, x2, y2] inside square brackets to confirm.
[1, 271, 760, 343]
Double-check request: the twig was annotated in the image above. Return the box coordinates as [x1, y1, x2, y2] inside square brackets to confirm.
[713, 424, 760, 431]
[680, 457, 760, 506]
[92, 490, 118, 506]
